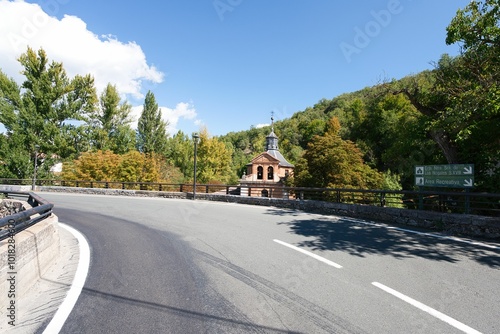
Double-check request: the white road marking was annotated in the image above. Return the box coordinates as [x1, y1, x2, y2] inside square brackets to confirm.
[273, 239, 343, 269]
[341, 218, 499, 250]
[372, 282, 482, 334]
[43, 223, 90, 334]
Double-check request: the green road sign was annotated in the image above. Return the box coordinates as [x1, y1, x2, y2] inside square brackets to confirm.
[415, 164, 474, 188]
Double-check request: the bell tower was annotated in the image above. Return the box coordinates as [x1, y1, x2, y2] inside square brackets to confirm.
[266, 116, 279, 151]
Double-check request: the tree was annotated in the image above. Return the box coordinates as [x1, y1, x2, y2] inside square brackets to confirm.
[136, 91, 168, 154]
[444, 0, 500, 190]
[294, 118, 384, 190]
[0, 47, 97, 178]
[88, 83, 136, 154]
[62, 150, 121, 182]
[165, 130, 193, 179]
[16, 47, 97, 158]
[196, 128, 233, 184]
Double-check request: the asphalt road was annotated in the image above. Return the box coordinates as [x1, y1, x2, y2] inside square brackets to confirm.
[37, 192, 500, 333]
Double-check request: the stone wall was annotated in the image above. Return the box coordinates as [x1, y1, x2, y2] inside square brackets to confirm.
[0, 215, 60, 315]
[39, 186, 500, 239]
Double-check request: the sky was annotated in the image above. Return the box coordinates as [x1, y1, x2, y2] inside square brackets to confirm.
[0, 0, 471, 137]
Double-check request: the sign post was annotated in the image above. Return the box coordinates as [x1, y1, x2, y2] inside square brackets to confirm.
[415, 164, 474, 213]
[415, 164, 474, 189]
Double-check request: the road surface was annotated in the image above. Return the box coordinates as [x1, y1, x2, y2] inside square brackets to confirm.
[37, 192, 500, 333]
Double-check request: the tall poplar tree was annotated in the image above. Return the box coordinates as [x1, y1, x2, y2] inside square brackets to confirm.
[136, 91, 168, 154]
[89, 83, 136, 153]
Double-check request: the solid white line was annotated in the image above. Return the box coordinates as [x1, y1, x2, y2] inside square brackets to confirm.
[273, 239, 343, 269]
[341, 218, 499, 250]
[372, 282, 482, 334]
[43, 223, 90, 334]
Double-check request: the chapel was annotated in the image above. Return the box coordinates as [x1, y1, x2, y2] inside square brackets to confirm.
[240, 118, 294, 198]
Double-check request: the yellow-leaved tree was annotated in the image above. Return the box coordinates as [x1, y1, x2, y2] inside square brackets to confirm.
[196, 128, 233, 184]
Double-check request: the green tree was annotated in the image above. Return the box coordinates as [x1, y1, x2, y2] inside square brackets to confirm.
[0, 47, 97, 178]
[444, 0, 500, 190]
[89, 83, 136, 153]
[17, 47, 97, 158]
[136, 91, 169, 154]
[165, 130, 194, 179]
[294, 118, 384, 190]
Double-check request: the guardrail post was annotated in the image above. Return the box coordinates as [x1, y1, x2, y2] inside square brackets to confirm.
[226, 186, 230, 195]
[180, 184, 183, 192]
[380, 192, 386, 207]
[206, 185, 209, 193]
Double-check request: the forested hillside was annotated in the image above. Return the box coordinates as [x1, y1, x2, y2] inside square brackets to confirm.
[221, 0, 500, 192]
[1, 0, 499, 192]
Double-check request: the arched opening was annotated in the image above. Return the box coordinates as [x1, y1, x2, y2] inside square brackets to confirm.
[267, 166, 274, 180]
[257, 166, 263, 180]
[261, 189, 269, 197]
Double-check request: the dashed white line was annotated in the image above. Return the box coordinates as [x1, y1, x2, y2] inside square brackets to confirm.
[43, 223, 90, 334]
[273, 239, 343, 269]
[372, 282, 482, 334]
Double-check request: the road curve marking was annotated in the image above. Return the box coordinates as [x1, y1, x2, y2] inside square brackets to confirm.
[43, 223, 90, 334]
[372, 282, 482, 334]
[273, 239, 343, 269]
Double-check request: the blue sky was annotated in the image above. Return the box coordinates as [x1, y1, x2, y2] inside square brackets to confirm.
[0, 0, 470, 136]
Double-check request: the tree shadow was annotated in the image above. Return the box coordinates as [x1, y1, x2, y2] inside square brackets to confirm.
[269, 209, 500, 269]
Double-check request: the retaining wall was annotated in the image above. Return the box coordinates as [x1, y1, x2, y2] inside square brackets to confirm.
[0, 214, 60, 315]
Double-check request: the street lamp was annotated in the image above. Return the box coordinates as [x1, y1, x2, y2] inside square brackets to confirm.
[192, 133, 200, 200]
[32, 144, 39, 191]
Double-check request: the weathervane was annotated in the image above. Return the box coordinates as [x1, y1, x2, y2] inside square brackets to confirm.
[271, 111, 274, 131]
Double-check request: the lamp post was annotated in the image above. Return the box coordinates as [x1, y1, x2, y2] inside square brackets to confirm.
[192, 133, 199, 200]
[32, 144, 39, 191]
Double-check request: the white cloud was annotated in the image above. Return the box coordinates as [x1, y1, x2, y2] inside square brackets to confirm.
[0, 0, 163, 98]
[131, 102, 200, 136]
[255, 123, 270, 129]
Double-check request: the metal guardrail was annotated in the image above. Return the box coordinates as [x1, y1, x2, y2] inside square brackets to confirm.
[0, 191, 54, 241]
[1, 178, 500, 217]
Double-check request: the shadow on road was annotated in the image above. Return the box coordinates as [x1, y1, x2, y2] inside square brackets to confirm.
[267, 209, 500, 269]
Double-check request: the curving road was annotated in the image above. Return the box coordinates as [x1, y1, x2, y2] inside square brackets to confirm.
[38, 192, 499, 333]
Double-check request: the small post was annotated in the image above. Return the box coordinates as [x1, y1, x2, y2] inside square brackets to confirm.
[32, 144, 39, 191]
[380, 192, 386, 207]
[418, 186, 424, 210]
[192, 133, 200, 200]
[465, 188, 471, 214]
